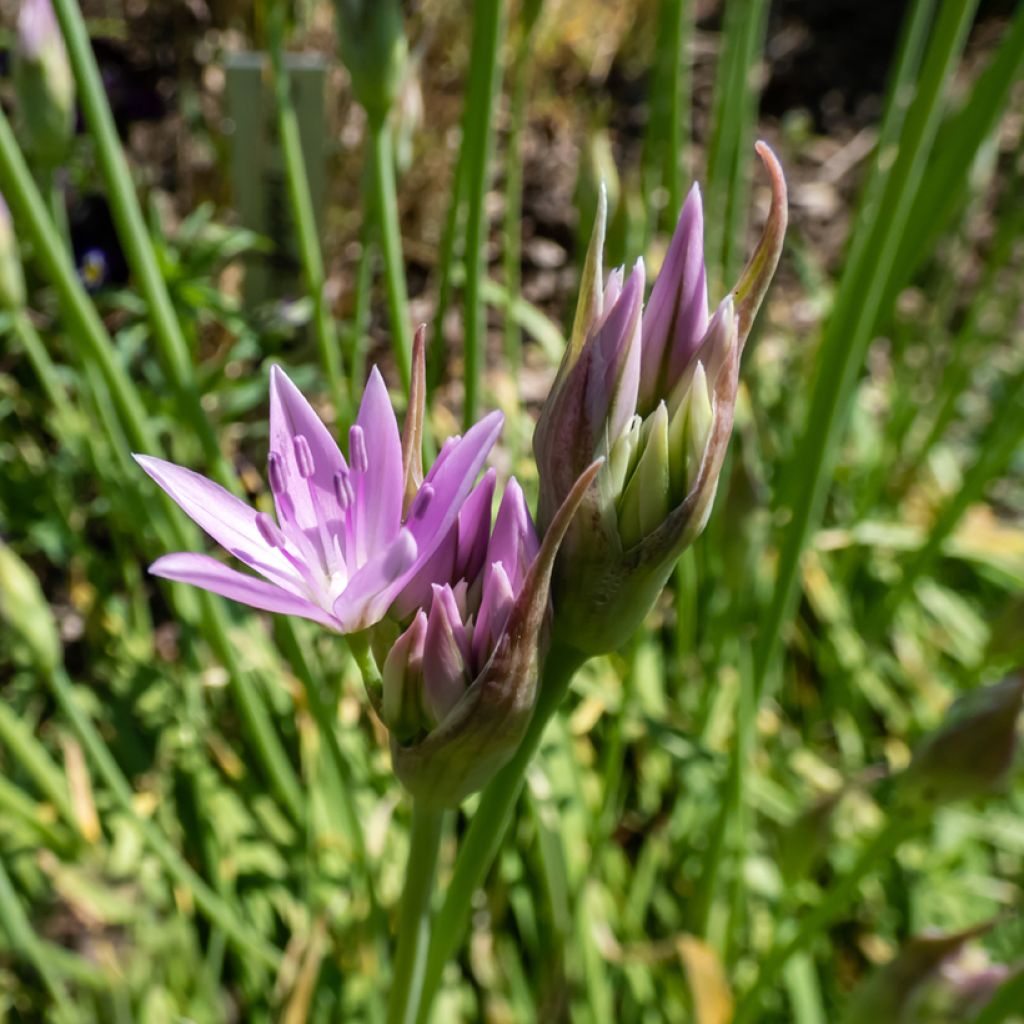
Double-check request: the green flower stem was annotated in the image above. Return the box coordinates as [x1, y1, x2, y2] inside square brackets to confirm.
[369, 117, 413, 392]
[386, 803, 446, 1024]
[461, 0, 506, 429]
[732, 812, 922, 1024]
[49, 0, 227, 482]
[0, 854, 76, 1018]
[267, 10, 350, 424]
[44, 663, 283, 970]
[415, 642, 587, 1022]
[0, 107, 306, 827]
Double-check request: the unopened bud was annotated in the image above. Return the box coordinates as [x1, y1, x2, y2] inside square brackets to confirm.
[14, 0, 75, 166]
[618, 401, 670, 549]
[333, 0, 408, 125]
[381, 610, 427, 743]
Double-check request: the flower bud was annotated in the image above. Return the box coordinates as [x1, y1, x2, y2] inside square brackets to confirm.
[898, 675, 1023, 808]
[0, 196, 26, 312]
[381, 610, 427, 743]
[14, 0, 76, 167]
[387, 462, 601, 807]
[534, 144, 786, 655]
[333, 0, 408, 126]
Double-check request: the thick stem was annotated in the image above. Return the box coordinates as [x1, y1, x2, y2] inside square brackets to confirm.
[369, 118, 413, 392]
[387, 803, 446, 1024]
[415, 642, 586, 1022]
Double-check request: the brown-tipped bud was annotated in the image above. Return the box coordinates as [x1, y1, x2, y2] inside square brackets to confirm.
[898, 676, 1023, 808]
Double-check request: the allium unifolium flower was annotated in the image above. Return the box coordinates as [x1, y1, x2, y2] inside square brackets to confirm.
[333, 0, 407, 125]
[534, 142, 787, 655]
[14, 0, 75, 166]
[898, 675, 1023, 808]
[0, 195, 26, 311]
[134, 353, 502, 634]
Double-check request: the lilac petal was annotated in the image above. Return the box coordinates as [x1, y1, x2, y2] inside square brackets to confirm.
[432, 583, 472, 665]
[484, 477, 533, 592]
[150, 553, 337, 628]
[587, 261, 644, 449]
[389, 468, 495, 621]
[409, 411, 503, 560]
[333, 528, 419, 632]
[422, 586, 469, 724]
[472, 560, 515, 666]
[353, 366, 404, 557]
[268, 365, 348, 535]
[134, 454, 298, 589]
[455, 468, 496, 583]
[640, 185, 709, 409]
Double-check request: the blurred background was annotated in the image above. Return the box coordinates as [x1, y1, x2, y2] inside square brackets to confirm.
[0, 0, 1022, 1021]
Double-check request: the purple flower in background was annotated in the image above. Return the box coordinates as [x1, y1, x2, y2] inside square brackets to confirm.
[136, 364, 502, 634]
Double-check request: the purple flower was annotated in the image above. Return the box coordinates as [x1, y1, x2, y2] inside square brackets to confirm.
[135, 364, 502, 634]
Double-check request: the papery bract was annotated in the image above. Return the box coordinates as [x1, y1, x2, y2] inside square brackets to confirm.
[136, 364, 502, 635]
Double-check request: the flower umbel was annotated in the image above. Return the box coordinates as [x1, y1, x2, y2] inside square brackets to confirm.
[534, 142, 788, 654]
[135, 364, 502, 634]
[380, 465, 601, 807]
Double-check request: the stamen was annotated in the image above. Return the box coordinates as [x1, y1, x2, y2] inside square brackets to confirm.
[333, 469, 355, 511]
[293, 435, 316, 479]
[410, 483, 435, 521]
[255, 512, 286, 549]
[349, 425, 368, 473]
[267, 451, 286, 495]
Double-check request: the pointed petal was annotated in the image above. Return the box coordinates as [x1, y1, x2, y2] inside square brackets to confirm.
[640, 184, 709, 409]
[484, 477, 537, 594]
[150, 553, 337, 628]
[472, 560, 515, 666]
[422, 586, 470, 725]
[354, 366, 404, 555]
[567, 183, 608, 365]
[134, 454, 297, 587]
[455, 468, 497, 582]
[588, 260, 644, 448]
[409, 411, 503, 559]
[268, 365, 348, 535]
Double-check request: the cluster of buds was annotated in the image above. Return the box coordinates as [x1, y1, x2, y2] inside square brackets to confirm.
[534, 142, 787, 655]
[332, 0, 408, 127]
[14, 0, 75, 167]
